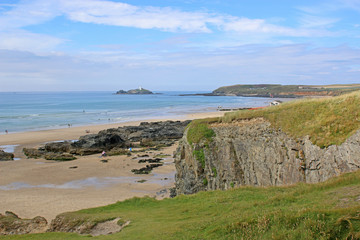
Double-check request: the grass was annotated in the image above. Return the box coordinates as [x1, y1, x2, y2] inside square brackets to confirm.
[193, 149, 205, 168]
[186, 118, 217, 145]
[213, 84, 360, 97]
[4, 170, 360, 239]
[221, 91, 360, 148]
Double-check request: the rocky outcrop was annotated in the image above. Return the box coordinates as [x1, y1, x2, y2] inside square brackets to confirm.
[174, 118, 360, 195]
[0, 150, 14, 161]
[115, 88, 153, 94]
[0, 211, 47, 235]
[49, 215, 128, 236]
[24, 121, 191, 159]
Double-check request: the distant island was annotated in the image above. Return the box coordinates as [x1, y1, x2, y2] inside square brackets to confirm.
[181, 84, 360, 98]
[115, 87, 153, 95]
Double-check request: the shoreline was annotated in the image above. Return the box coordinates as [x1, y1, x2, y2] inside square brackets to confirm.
[0, 111, 225, 148]
[0, 111, 225, 221]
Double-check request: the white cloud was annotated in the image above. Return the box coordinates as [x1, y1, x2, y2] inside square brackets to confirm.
[298, 14, 339, 28]
[1, 44, 360, 91]
[0, 29, 65, 52]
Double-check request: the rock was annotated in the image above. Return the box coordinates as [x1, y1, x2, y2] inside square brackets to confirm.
[44, 153, 76, 161]
[74, 148, 103, 156]
[23, 148, 45, 159]
[28, 120, 190, 158]
[174, 118, 360, 195]
[48, 214, 128, 236]
[0, 150, 14, 161]
[0, 212, 47, 235]
[131, 163, 163, 174]
[138, 158, 163, 163]
[116, 88, 153, 95]
[44, 141, 72, 153]
[71, 133, 127, 152]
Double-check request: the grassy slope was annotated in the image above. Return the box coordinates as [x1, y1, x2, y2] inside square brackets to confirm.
[213, 84, 360, 96]
[4, 171, 360, 240]
[222, 91, 360, 148]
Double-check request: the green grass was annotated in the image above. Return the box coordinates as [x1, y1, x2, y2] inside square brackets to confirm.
[193, 149, 205, 168]
[213, 84, 360, 97]
[5, 171, 360, 239]
[186, 118, 217, 145]
[222, 91, 360, 148]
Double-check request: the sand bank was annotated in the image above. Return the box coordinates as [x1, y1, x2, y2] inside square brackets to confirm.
[0, 111, 225, 221]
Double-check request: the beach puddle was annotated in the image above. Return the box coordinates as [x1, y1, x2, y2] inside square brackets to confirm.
[0, 172, 175, 190]
[0, 145, 20, 160]
[0, 144, 18, 153]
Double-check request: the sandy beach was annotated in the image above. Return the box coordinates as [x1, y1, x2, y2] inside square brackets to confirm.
[0, 111, 224, 221]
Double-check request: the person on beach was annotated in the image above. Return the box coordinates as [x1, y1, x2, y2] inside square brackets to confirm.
[5, 130, 8, 134]
[101, 151, 106, 157]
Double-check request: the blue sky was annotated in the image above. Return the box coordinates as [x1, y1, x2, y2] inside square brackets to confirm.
[0, 0, 359, 91]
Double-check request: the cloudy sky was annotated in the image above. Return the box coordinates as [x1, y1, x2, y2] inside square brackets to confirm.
[0, 0, 359, 91]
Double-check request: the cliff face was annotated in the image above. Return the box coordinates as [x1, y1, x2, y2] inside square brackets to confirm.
[174, 118, 360, 195]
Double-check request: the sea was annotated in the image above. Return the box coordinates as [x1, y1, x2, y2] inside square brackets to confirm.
[0, 91, 274, 133]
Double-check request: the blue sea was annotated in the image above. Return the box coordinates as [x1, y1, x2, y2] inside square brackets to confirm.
[0, 91, 273, 133]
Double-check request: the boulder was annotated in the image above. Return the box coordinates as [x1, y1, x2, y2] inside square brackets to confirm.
[44, 153, 76, 161]
[23, 148, 45, 159]
[0, 211, 47, 235]
[44, 141, 72, 153]
[0, 150, 14, 161]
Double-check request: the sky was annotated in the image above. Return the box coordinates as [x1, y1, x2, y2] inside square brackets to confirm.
[0, 0, 359, 92]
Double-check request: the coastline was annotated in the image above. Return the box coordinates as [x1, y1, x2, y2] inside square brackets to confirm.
[0, 111, 225, 222]
[0, 111, 225, 154]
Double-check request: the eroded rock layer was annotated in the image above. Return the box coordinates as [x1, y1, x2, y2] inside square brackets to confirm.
[175, 118, 360, 195]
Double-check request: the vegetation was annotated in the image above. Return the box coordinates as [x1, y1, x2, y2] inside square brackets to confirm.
[193, 149, 205, 168]
[187, 118, 217, 145]
[222, 91, 360, 148]
[212, 167, 217, 177]
[5, 170, 360, 239]
[212, 84, 360, 98]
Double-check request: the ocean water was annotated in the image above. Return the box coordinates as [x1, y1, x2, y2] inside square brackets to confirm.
[0, 91, 273, 133]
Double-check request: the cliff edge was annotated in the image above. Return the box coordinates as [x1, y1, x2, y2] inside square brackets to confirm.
[175, 91, 360, 195]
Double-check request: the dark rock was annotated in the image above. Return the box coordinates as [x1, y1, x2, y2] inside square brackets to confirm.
[23, 148, 45, 159]
[44, 141, 72, 153]
[0, 150, 14, 161]
[69, 166, 78, 169]
[44, 153, 76, 161]
[74, 148, 103, 156]
[0, 211, 47, 235]
[72, 133, 127, 151]
[138, 158, 163, 163]
[169, 187, 177, 198]
[116, 88, 153, 95]
[100, 159, 108, 163]
[28, 120, 190, 159]
[131, 163, 163, 174]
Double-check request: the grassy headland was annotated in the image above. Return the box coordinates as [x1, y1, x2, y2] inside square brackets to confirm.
[212, 84, 360, 98]
[221, 91, 360, 148]
[4, 170, 360, 239]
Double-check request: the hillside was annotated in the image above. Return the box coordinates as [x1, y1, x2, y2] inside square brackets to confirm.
[2, 171, 360, 239]
[173, 91, 360, 194]
[211, 84, 360, 98]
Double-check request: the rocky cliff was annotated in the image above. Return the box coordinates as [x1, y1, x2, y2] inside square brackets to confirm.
[174, 118, 360, 195]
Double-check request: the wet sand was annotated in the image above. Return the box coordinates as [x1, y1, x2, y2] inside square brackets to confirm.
[0, 111, 224, 221]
